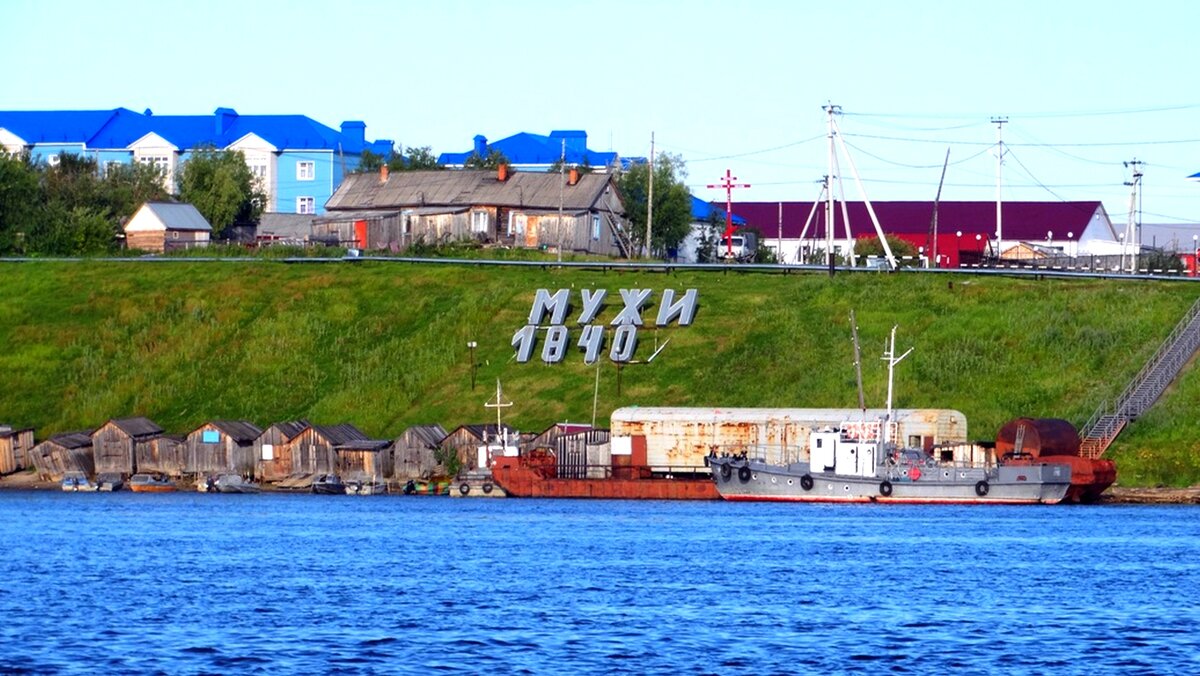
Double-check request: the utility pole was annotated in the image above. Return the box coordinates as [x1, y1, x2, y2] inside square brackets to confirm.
[991, 116, 1008, 261]
[825, 103, 838, 274]
[558, 138, 565, 263]
[645, 132, 655, 259]
[1123, 158, 1144, 274]
[929, 147, 950, 267]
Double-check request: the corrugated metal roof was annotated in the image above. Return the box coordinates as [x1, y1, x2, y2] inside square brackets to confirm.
[267, 420, 309, 441]
[326, 170, 620, 214]
[692, 196, 747, 225]
[446, 423, 518, 443]
[438, 130, 618, 168]
[108, 417, 163, 438]
[732, 201, 1107, 242]
[207, 420, 264, 443]
[401, 424, 448, 448]
[140, 202, 212, 231]
[45, 431, 95, 449]
[335, 439, 390, 452]
[311, 423, 369, 445]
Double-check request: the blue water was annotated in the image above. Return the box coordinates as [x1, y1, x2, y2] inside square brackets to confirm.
[1, 492, 1197, 675]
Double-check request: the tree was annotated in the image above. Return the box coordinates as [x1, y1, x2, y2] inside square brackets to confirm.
[616, 152, 692, 258]
[463, 148, 509, 170]
[393, 146, 442, 171]
[0, 152, 39, 254]
[99, 161, 169, 223]
[176, 146, 265, 238]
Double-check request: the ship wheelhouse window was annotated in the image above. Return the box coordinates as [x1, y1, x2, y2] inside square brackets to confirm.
[908, 435, 921, 448]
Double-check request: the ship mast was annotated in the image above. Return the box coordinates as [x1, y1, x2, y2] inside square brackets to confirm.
[881, 325, 913, 444]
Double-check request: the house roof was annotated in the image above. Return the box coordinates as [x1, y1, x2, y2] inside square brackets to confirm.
[439, 130, 618, 168]
[326, 169, 621, 214]
[400, 424, 449, 448]
[443, 423, 518, 444]
[732, 201, 1109, 241]
[105, 417, 163, 438]
[265, 420, 309, 441]
[691, 196, 747, 225]
[335, 439, 391, 452]
[43, 431, 95, 450]
[1, 107, 387, 154]
[257, 213, 316, 238]
[127, 202, 213, 232]
[204, 420, 264, 443]
[310, 423, 369, 445]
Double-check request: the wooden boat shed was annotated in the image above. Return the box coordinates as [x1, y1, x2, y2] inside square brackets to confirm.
[0, 424, 35, 475]
[391, 424, 447, 480]
[92, 417, 164, 476]
[291, 424, 370, 476]
[135, 435, 186, 477]
[336, 439, 393, 480]
[184, 420, 264, 477]
[29, 431, 94, 480]
[255, 420, 309, 482]
[440, 423, 519, 468]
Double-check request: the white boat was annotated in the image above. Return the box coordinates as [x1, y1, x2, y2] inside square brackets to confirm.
[61, 471, 97, 492]
[213, 474, 261, 494]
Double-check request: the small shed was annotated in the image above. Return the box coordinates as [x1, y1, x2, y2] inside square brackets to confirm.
[440, 423, 518, 468]
[92, 417, 164, 476]
[391, 424, 448, 480]
[184, 420, 264, 477]
[29, 431, 95, 480]
[526, 422, 594, 452]
[124, 201, 212, 253]
[255, 420, 310, 482]
[336, 439, 393, 480]
[135, 435, 186, 477]
[291, 424, 369, 475]
[0, 424, 35, 475]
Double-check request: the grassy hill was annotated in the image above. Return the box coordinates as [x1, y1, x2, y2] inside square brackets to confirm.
[1, 260, 1198, 486]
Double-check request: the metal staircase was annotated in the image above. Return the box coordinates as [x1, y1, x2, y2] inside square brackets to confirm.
[605, 209, 635, 259]
[1079, 295, 1200, 458]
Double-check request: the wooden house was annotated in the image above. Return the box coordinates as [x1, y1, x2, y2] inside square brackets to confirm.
[526, 423, 594, 452]
[290, 424, 370, 476]
[391, 424, 447, 480]
[335, 439, 393, 481]
[439, 423, 518, 469]
[135, 435, 186, 477]
[92, 417, 164, 476]
[254, 420, 309, 482]
[184, 420, 264, 477]
[29, 431, 94, 480]
[0, 424, 35, 475]
[123, 201, 213, 253]
[318, 167, 633, 256]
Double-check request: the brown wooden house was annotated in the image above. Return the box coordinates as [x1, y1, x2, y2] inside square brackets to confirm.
[0, 424, 35, 475]
[336, 439, 393, 481]
[29, 431, 94, 481]
[291, 424, 369, 476]
[135, 435, 186, 477]
[254, 420, 309, 482]
[92, 417, 164, 476]
[527, 423, 595, 451]
[391, 424, 447, 480]
[184, 420, 264, 477]
[123, 201, 212, 253]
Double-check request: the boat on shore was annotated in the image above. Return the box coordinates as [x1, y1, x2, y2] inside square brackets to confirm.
[61, 471, 97, 492]
[311, 473, 345, 495]
[214, 474, 261, 494]
[128, 473, 177, 493]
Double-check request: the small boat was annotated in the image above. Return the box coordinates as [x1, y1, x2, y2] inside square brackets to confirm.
[344, 477, 387, 496]
[311, 473, 345, 495]
[96, 473, 124, 492]
[401, 479, 450, 496]
[61, 471, 98, 492]
[128, 473, 177, 493]
[214, 474, 261, 494]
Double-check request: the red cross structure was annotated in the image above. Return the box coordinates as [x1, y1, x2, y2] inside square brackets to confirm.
[706, 169, 750, 257]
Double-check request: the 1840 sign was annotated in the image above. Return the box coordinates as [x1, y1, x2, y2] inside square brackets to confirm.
[513, 288, 699, 364]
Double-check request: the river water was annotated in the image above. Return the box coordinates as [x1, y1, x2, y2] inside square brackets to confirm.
[0, 491, 1197, 674]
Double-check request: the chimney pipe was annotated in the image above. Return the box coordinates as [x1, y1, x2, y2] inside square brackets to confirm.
[568, 167, 579, 186]
[497, 164, 509, 182]
[380, 164, 389, 183]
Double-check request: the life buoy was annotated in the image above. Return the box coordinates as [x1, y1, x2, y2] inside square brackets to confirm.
[720, 464, 732, 480]
[737, 466, 752, 482]
[459, 482, 471, 496]
[880, 480, 893, 496]
[800, 474, 814, 491]
[908, 466, 922, 481]
[975, 480, 989, 497]
[482, 482, 494, 494]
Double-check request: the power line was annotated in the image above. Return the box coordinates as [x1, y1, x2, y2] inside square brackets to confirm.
[843, 103, 1200, 120]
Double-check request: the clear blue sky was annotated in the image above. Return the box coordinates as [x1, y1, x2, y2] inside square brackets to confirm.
[4, 0, 1198, 224]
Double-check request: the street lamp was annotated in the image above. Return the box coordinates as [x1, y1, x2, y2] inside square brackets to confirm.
[955, 230, 962, 268]
[1193, 235, 1199, 278]
[467, 341, 478, 390]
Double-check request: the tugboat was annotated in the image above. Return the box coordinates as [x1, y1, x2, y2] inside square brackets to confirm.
[709, 324, 1072, 505]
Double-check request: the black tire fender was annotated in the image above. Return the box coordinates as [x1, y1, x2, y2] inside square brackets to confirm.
[737, 465, 752, 482]
[720, 464, 732, 480]
[880, 480, 893, 497]
[800, 474, 814, 491]
[975, 480, 989, 497]
[482, 482, 494, 494]
[459, 482, 471, 496]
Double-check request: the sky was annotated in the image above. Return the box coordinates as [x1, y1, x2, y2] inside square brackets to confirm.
[3, 0, 1198, 227]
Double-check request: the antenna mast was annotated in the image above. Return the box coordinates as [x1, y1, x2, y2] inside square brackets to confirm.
[850, 310, 866, 415]
[881, 325, 913, 444]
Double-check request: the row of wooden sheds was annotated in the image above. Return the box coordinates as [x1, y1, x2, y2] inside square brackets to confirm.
[11, 417, 573, 484]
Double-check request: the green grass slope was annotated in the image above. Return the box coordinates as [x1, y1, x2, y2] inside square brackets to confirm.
[1, 261, 1197, 486]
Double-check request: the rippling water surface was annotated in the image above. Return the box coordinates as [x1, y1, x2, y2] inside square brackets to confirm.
[1, 492, 1198, 674]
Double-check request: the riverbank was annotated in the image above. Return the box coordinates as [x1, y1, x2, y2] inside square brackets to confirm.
[3, 470, 1198, 503]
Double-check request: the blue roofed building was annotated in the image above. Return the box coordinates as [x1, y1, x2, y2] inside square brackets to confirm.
[438, 130, 622, 172]
[677, 195, 749, 263]
[0, 107, 393, 215]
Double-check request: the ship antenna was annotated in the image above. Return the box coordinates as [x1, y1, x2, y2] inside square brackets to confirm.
[881, 325, 913, 444]
[850, 310, 866, 420]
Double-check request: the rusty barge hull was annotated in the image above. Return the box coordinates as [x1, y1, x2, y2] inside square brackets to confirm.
[491, 453, 718, 499]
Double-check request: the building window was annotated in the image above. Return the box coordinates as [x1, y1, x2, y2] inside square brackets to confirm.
[592, 214, 601, 240]
[297, 161, 315, 180]
[297, 197, 315, 214]
[471, 211, 488, 233]
[137, 155, 169, 172]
